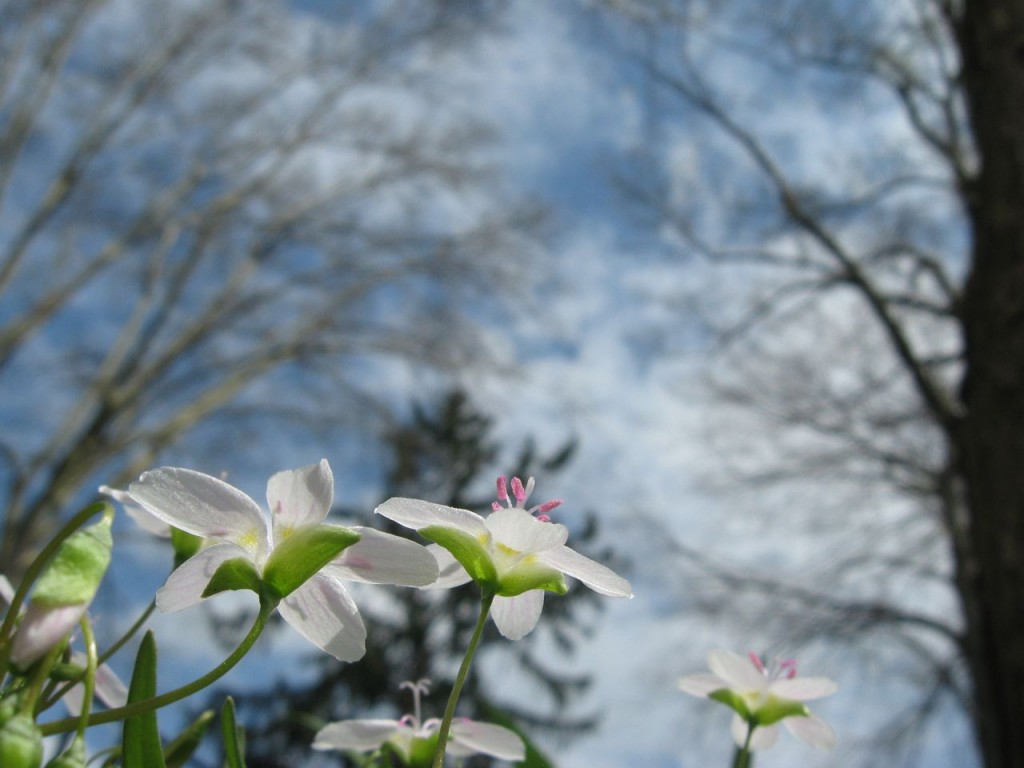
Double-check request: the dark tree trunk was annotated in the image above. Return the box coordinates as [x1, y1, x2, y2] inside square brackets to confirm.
[957, 1, 1024, 766]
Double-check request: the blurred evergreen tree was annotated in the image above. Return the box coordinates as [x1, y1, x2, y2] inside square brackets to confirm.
[210, 388, 619, 767]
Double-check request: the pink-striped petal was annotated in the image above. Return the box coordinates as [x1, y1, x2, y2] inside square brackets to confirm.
[325, 528, 438, 586]
[129, 468, 268, 557]
[708, 649, 767, 693]
[279, 572, 366, 661]
[491, 590, 544, 640]
[267, 459, 333, 535]
[155, 543, 249, 613]
[375, 498, 488, 538]
[535, 545, 632, 597]
[784, 713, 836, 749]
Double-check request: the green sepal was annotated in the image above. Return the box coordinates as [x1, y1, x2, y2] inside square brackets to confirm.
[44, 736, 85, 767]
[497, 558, 567, 597]
[262, 524, 361, 599]
[163, 710, 214, 768]
[221, 697, 246, 768]
[122, 631, 165, 768]
[32, 513, 113, 607]
[201, 558, 262, 599]
[0, 713, 43, 768]
[709, 688, 752, 720]
[405, 733, 439, 768]
[169, 529, 202, 568]
[419, 526, 498, 588]
[753, 695, 809, 727]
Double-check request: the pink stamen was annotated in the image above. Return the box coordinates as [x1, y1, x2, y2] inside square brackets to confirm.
[491, 501, 502, 512]
[496, 476, 509, 502]
[748, 652, 766, 674]
[536, 514, 551, 522]
[534, 499, 562, 515]
[511, 476, 527, 503]
[780, 659, 798, 678]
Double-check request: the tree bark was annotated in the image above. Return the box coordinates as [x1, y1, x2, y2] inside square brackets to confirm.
[957, 1, 1024, 766]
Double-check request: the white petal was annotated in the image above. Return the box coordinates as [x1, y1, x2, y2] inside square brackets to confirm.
[771, 676, 837, 701]
[279, 572, 366, 661]
[312, 719, 400, 751]
[267, 459, 333, 534]
[485, 508, 567, 552]
[678, 673, 726, 697]
[708, 650, 766, 693]
[535, 546, 632, 597]
[784, 713, 836, 749]
[375, 498, 488, 537]
[491, 590, 544, 640]
[325, 528, 438, 586]
[423, 544, 472, 589]
[155, 544, 249, 613]
[129, 468, 268, 555]
[11, 602, 87, 666]
[450, 720, 526, 760]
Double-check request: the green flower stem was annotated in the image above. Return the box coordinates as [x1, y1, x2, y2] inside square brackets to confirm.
[731, 723, 755, 768]
[39, 596, 277, 736]
[431, 590, 495, 768]
[0, 502, 111, 671]
[41, 599, 156, 710]
[19, 644, 64, 716]
[76, 614, 97, 740]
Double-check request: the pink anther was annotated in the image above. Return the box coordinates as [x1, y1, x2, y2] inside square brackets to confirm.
[511, 476, 527, 502]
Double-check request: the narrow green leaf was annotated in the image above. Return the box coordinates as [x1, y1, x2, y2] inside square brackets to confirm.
[163, 710, 214, 768]
[221, 696, 246, 768]
[122, 631, 166, 768]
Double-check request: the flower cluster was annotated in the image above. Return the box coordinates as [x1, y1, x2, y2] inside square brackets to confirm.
[0, 457, 837, 768]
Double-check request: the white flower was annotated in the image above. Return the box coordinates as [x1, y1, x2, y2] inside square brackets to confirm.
[127, 459, 438, 661]
[678, 649, 837, 750]
[376, 475, 632, 640]
[313, 679, 525, 765]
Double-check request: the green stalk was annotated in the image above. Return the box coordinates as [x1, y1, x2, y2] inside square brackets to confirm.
[431, 591, 495, 768]
[75, 614, 97, 739]
[39, 596, 277, 736]
[731, 723, 755, 768]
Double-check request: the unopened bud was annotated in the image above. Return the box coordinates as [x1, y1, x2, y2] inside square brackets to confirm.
[0, 713, 43, 768]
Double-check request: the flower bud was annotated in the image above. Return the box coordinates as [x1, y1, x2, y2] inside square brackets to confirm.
[0, 713, 43, 768]
[11, 513, 113, 667]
